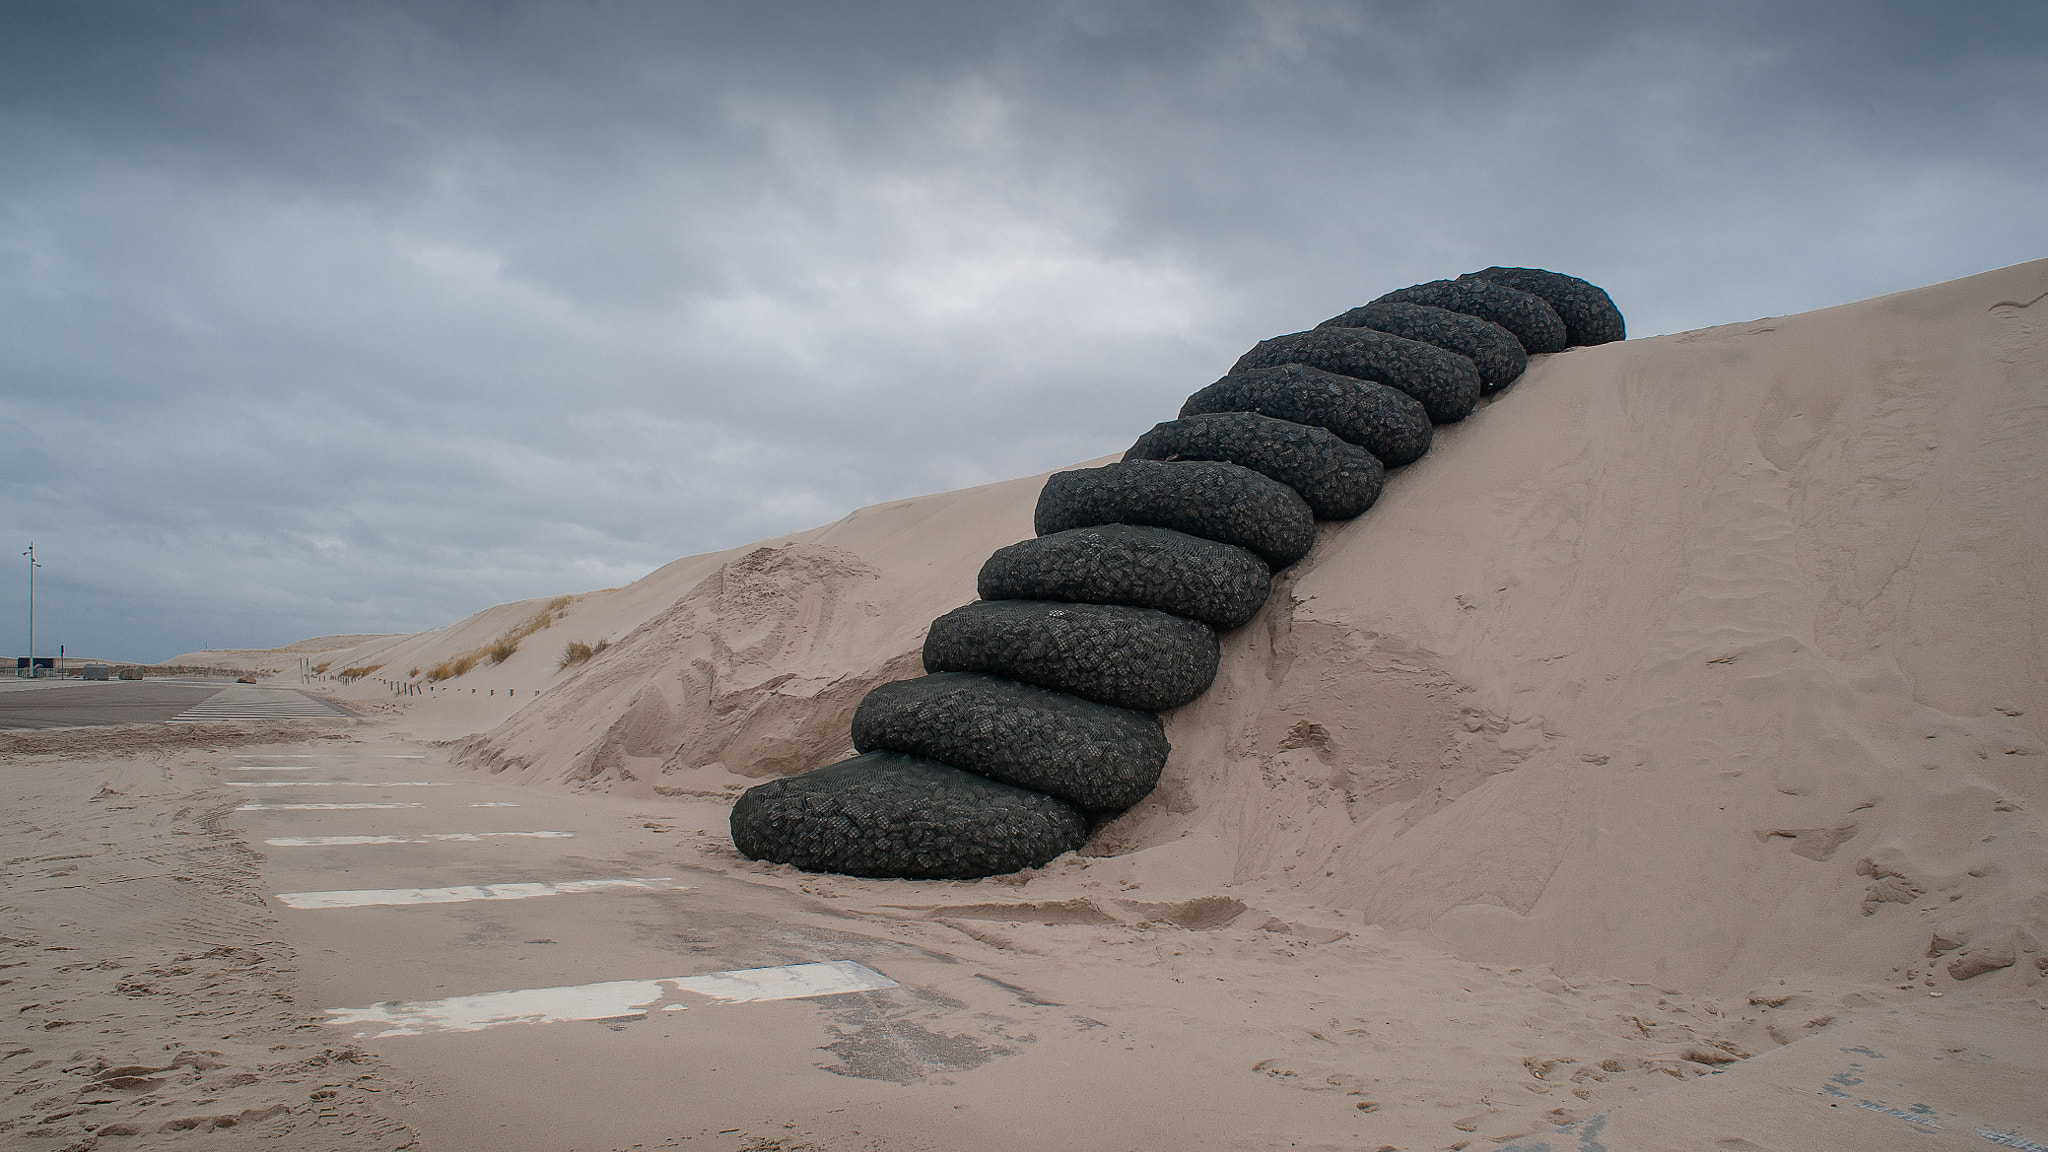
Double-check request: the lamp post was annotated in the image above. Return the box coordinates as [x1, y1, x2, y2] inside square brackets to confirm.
[23, 543, 40, 678]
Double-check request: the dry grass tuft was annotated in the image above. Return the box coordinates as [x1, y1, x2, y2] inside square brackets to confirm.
[311, 662, 332, 674]
[337, 664, 383, 682]
[409, 667, 420, 678]
[558, 638, 612, 669]
[426, 653, 479, 682]
[427, 596, 577, 681]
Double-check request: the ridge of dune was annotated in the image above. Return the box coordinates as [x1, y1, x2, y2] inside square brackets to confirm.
[158, 633, 405, 670]
[302, 258, 2047, 998]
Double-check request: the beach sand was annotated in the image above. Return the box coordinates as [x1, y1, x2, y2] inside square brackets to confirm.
[7, 259, 2046, 1150]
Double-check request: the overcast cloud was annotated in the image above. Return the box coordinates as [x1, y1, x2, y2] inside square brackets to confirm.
[3, 1, 2043, 661]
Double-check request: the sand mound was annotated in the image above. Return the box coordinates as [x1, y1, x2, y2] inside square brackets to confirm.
[321, 259, 2047, 996]
[451, 473, 1053, 781]
[1113, 257, 2048, 992]
[159, 634, 403, 672]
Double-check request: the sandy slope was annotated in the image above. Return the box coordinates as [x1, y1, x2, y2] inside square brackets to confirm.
[286, 258, 2048, 1002]
[1121, 258, 2048, 994]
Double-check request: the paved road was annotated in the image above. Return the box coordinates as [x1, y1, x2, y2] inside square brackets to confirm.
[181, 740, 2048, 1152]
[230, 741, 1070, 1151]
[0, 681, 228, 729]
[0, 680, 353, 729]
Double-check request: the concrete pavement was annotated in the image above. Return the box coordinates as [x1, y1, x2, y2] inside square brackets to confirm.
[220, 740, 2048, 1152]
[0, 678, 353, 729]
[227, 740, 1075, 1151]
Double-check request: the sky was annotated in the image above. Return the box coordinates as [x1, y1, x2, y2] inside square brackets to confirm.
[3, 1, 2043, 663]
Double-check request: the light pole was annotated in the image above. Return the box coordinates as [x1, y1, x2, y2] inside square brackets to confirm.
[23, 543, 40, 678]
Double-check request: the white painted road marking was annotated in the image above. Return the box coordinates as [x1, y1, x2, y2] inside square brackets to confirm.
[238, 802, 427, 811]
[469, 801, 520, 807]
[265, 832, 576, 846]
[323, 961, 898, 1038]
[235, 765, 316, 771]
[388, 754, 427, 759]
[666, 962, 898, 1003]
[276, 876, 691, 909]
[226, 781, 452, 788]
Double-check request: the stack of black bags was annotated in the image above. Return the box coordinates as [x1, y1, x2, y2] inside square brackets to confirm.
[731, 267, 1624, 879]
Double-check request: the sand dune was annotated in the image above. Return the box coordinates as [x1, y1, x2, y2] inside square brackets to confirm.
[161, 635, 404, 673]
[10, 259, 2044, 1150]
[282, 258, 2048, 1002]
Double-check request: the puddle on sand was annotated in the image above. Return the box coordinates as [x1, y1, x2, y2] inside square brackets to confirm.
[815, 985, 1017, 1084]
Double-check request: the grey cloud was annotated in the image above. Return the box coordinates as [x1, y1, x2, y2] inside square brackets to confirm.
[2, 1, 2043, 659]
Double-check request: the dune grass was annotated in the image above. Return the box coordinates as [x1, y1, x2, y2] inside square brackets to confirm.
[558, 638, 612, 669]
[337, 664, 383, 683]
[426, 653, 478, 682]
[426, 596, 576, 681]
